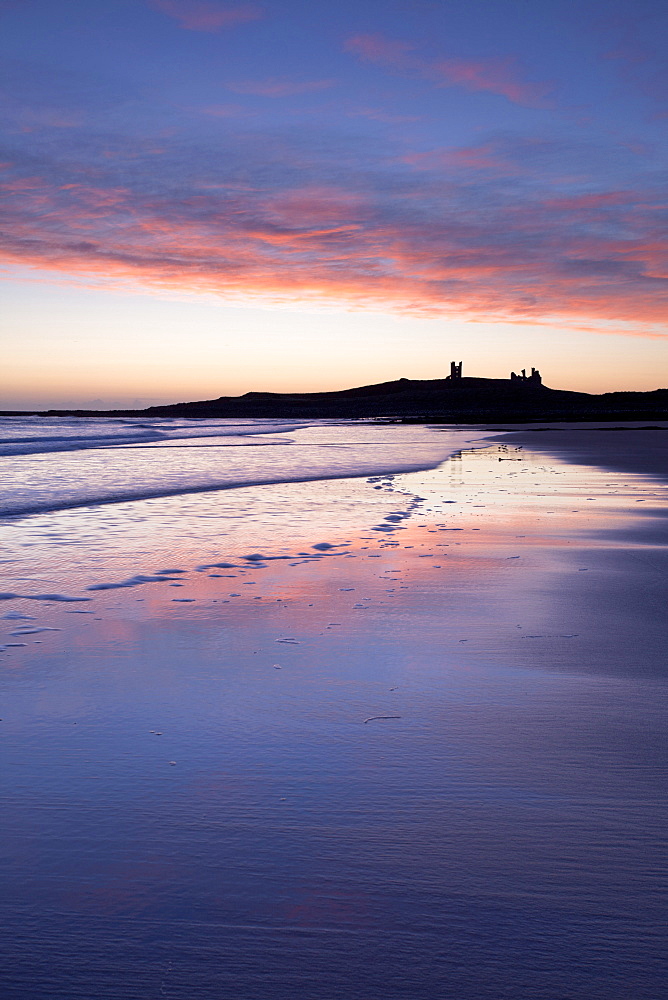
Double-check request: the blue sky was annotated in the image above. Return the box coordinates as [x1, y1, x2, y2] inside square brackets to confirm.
[1, 0, 666, 406]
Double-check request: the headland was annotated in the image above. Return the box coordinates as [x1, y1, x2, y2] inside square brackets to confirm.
[4, 364, 668, 422]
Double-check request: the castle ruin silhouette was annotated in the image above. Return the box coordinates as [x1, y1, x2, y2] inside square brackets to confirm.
[510, 367, 541, 384]
[447, 362, 541, 384]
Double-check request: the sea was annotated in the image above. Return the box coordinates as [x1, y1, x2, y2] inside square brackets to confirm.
[1, 416, 666, 999]
[0, 415, 479, 518]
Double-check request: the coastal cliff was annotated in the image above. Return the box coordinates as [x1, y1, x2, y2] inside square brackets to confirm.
[18, 376, 668, 422]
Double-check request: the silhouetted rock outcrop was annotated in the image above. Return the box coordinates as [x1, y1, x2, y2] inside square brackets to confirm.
[17, 377, 668, 422]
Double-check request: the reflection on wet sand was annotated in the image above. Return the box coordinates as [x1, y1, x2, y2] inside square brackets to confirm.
[1, 441, 667, 1000]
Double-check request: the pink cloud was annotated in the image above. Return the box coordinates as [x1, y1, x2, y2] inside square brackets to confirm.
[263, 185, 367, 228]
[428, 56, 552, 106]
[348, 106, 422, 124]
[149, 0, 261, 32]
[1, 156, 665, 334]
[344, 34, 417, 71]
[345, 32, 552, 107]
[601, 13, 668, 114]
[542, 191, 635, 211]
[227, 78, 335, 98]
[198, 103, 249, 117]
[402, 143, 520, 175]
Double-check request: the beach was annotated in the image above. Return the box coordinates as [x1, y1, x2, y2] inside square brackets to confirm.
[1, 419, 666, 1000]
[489, 422, 668, 480]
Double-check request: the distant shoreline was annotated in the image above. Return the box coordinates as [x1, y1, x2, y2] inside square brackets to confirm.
[3, 375, 668, 422]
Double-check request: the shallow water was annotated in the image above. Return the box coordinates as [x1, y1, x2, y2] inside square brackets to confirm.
[1, 426, 666, 999]
[0, 418, 478, 517]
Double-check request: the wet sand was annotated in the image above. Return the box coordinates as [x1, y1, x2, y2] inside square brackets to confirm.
[1, 432, 667, 999]
[490, 420, 668, 479]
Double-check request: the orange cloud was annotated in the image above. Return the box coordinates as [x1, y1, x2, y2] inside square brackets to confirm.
[1, 158, 666, 335]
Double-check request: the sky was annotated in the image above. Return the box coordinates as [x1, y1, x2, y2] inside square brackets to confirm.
[1, 0, 667, 408]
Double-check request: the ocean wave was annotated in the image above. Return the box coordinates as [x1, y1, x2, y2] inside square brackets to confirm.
[0, 417, 309, 456]
[0, 421, 478, 519]
[0, 458, 453, 519]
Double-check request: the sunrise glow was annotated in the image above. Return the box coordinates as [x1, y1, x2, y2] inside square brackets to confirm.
[1, 0, 666, 407]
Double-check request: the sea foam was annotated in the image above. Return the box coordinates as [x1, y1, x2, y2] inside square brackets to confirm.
[1, 419, 481, 519]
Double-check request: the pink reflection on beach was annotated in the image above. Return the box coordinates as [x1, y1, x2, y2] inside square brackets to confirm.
[1, 436, 666, 1000]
